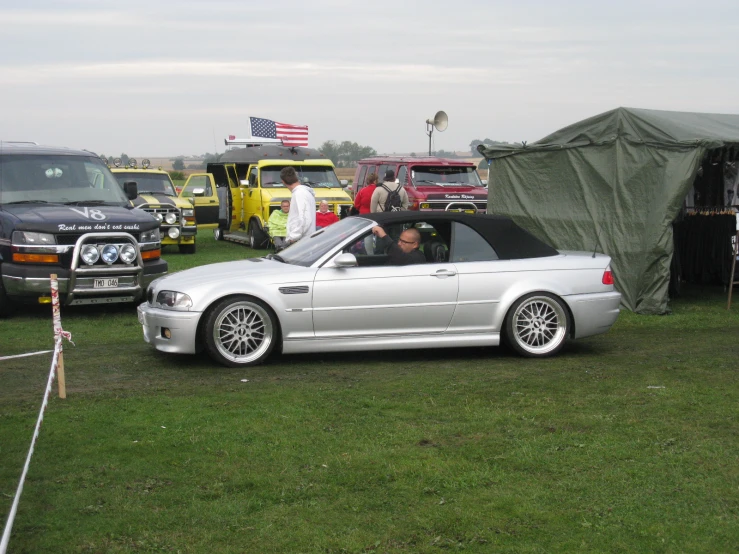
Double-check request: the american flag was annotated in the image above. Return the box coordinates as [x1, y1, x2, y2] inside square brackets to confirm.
[250, 117, 309, 147]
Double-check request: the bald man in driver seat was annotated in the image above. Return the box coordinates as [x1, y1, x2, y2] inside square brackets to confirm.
[371, 226, 426, 265]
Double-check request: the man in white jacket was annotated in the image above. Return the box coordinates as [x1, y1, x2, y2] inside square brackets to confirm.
[281, 167, 316, 245]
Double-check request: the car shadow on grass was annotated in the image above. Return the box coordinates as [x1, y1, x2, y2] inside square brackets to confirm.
[169, 337, 613, 375]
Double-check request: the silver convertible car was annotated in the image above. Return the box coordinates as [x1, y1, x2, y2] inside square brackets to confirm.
[138, 212, 621, 367]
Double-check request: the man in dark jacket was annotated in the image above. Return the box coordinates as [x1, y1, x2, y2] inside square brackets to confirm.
[371, 226, 425, 265]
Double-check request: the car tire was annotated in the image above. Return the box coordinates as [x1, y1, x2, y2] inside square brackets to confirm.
[213, 227, 224, 241]
[503, 292, 570, 358]
[203, 295, 278, 367]
[0, 274, 13, 317]
[179, 243, 196, 254]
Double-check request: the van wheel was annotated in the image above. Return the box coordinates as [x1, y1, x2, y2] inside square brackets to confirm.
[248, 220, 268, 249]
[214, 228, 224, 241]
[247, 221, 257, 248]
[504, 292, 569, 357]
[203, 296, 277, 367]
[179, 243, 196, 254]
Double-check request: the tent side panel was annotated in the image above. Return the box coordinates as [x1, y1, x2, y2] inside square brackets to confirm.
[487, 141, 704, 314]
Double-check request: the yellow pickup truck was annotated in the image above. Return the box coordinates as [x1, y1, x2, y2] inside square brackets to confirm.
[186, 144, 353, 248]
[111, 164, 197, 254]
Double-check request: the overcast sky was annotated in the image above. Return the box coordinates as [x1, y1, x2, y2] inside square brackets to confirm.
[2, 0, 739, 157]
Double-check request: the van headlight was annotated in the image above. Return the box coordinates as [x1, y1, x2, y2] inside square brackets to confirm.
[80, 244, 100, 265]
[12, 231, 56, 245]
[119, 244, 137, 264]
[156, 290, 193, 310]
[140, 228, 161, 243]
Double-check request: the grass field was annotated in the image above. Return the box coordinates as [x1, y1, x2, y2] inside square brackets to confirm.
[1, 233, 738, 553]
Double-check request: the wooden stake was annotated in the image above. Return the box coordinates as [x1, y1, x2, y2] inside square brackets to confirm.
[57, 351, 66, 399]
[49, 273, 67, 399]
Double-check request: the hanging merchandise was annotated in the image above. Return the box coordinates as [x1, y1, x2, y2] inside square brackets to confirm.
[674, 210, 737, 286]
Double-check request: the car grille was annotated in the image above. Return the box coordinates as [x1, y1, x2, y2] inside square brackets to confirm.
[62, 235, 141, 269]
[420, 201, 487, 211]
[58, 232, 141, 245]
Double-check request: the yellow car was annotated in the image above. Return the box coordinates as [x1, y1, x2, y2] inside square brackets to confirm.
[111, 162, 217, 254]
[196, 144, 353, 247]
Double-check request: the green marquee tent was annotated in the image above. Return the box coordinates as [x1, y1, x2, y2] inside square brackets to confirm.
[479, 107, 739, 314]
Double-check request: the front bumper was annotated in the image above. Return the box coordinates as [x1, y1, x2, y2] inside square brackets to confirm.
[138, 302, 202, 354]
[159, 225, 197, 245]
[2, 258, 168, 306]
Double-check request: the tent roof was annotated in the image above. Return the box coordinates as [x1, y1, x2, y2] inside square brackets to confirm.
[479, 107, 739, 159]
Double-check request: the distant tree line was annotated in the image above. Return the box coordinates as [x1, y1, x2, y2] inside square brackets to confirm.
[318, 141, 377, 167]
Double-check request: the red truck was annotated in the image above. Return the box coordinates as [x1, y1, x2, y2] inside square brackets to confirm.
[351, 156, 487, 213]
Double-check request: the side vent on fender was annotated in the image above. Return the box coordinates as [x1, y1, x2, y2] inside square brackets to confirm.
[279, 286, 309, 295]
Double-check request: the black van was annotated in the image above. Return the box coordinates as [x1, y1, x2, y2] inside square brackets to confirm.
[0, 142, 167, 315]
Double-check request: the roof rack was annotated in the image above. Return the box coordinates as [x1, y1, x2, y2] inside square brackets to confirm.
[224, 137, 283, 147]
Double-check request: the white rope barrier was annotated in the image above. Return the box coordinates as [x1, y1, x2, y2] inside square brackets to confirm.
[1, 274, 73, 554]
[0, 339, 61, 554]
[0, 351, 53, 362]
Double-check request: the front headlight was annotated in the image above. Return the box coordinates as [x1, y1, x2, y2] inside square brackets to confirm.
[101, 244, 119, 264]
[165, 212, 178, 225]
[11, 231, 56, 245]
[156, 290, 193, 310]
[80, 244, 100, 265]
[119, 244, 137, 264]
[140, 228, 161, 243]
[182, 209, 194, 217]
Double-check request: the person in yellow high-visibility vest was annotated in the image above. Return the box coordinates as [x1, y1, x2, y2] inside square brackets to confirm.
[267, 199, 290, 250]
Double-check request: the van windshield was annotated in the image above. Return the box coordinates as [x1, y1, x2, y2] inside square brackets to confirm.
[0, 154, 130, 205]
[411, 166, 484, 187]
[261, 166, 341, 189]
[112, 172, 176, 196]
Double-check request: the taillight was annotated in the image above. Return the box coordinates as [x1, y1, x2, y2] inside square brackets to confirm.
[602, 268, 614, 285]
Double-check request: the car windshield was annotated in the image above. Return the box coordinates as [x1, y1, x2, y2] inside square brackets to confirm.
[260, 165, 341, 189]
[0, 154, 130, 205]
[411, 166, 484, 187]
[113, 172, 176, 196]
[275, 217, 372, 266]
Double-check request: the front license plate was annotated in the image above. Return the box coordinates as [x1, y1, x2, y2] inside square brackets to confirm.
[94, 278, 118, 288]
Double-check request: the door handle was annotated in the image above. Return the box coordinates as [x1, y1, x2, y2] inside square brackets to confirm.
[431, 269, 456, 278]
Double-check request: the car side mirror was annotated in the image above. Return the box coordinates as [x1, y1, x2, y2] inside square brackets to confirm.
[192, 187, 205, 197]
[333, 252, 358, 268]
[340, 179, 348, 186]
[481, 179, 488, 186]
[123, 181, 138, 200]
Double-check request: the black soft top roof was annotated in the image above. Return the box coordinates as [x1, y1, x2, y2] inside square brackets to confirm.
[219, 145, 331, 163]
[357, 212, 559, 260]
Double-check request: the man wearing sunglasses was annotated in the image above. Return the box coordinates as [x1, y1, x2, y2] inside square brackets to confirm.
[371, 225, 426, 265]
